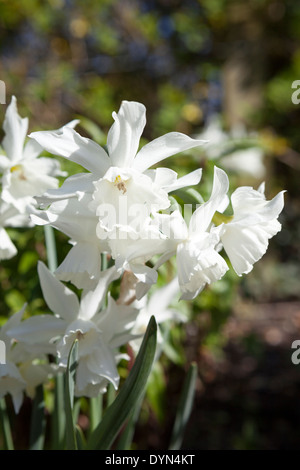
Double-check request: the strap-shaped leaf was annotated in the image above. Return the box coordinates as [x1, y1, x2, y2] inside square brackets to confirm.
[0, 397, 14, 450]
[29, 384, 46, 450]
[87, 316, 157, 450]
[169, 362, 198, 450]
[65, 339, 79, 450]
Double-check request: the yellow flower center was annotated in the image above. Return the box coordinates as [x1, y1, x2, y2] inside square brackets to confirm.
[114, 175, 127, 194]
[10, 164, 26, 180]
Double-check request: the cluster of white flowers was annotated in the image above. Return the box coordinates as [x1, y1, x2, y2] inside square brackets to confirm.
[0, 98, 285, 413]
[0, 96, 75, 261]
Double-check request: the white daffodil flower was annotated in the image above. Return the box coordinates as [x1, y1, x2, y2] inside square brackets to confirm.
[0, 96, 76, 212]
[219, 182, 285, 275]
[0, 305, 56, 413]
[172, 167, 230, 300]
[29, 101, 205, 208]
[131, 167, 230, 301]
[8, 262, 138, 397]
[29, 101, 205, 289]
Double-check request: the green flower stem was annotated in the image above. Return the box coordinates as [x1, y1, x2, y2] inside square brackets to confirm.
[43, 225, 65, 449]
[44, 225, 58, 273]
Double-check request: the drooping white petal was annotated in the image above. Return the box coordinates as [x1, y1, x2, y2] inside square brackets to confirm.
[86, 343, 120, 390]
[2, 96, 28, 162]
[176, 233, 228, 300]
[55, 241, 103, 290]
[7, 314, 66, 344]
[220, 186, 285, 276]
[75, 358, 110, 397]
[133, 132, 207, 173]
[107, 101, 146, 168]
[221, 219, 282, 276]
[78, 267, 119, 321]
[0, 227, 17, 260]
[0, 362, 26, 413]
[29, 126, 111, 176]
[38, 261, 80, 321]
[35, 173, 95, 207]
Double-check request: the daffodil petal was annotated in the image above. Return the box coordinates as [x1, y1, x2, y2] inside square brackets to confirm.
[29, 126, 111, 175]
[133, 132, 207, 172]
[38, 261, 80, 321]
[107, 101, 146, 168]
[2, 96, 28, 162]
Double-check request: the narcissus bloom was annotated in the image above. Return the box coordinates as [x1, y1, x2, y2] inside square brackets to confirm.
[219, 182, 285, 275]
[9, 262, 138, 397]
[29, 101, 206, 289]
[0, 305, 56, 413]
[0, 96, 75, 212]
[159, 167, 230, 300]
[150, 167, 284, 300]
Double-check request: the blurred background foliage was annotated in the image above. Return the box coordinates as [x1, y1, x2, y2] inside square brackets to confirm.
[1, 0, 300, 450]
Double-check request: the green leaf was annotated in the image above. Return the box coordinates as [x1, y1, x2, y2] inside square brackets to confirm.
[87, 316, 157, 450]
[75, 425, 86, 450]
[146, 361, 166, 423]
[65, 339, 79, 450]
[115, 398, 143, 450]
[29, 384, 46, 450]
[175, 187, 204, 205]
[168, 362, 198, 450]
[51, 373, 65, 450]
[0, 397, 14, 450]
[89, 395, 103, 435]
